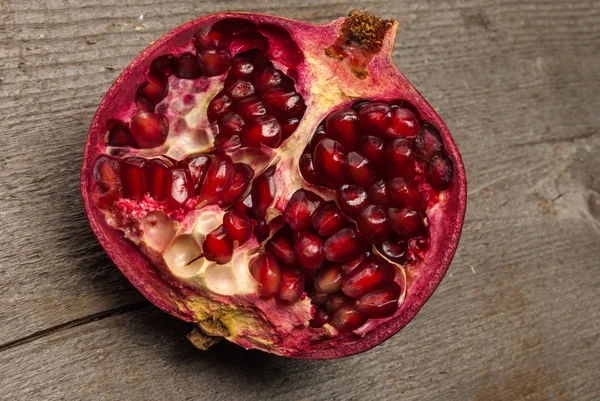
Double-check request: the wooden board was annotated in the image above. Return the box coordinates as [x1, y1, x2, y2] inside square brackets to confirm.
[1, 0, 599, 399]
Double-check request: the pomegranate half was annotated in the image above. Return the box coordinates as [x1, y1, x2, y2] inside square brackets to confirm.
[81, 11, 466, 359]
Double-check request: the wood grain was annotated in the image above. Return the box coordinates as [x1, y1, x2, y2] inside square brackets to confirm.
[1, 0, 599, 399]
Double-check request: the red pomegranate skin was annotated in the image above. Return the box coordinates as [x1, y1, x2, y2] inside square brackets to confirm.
[81, 11, 467, 359]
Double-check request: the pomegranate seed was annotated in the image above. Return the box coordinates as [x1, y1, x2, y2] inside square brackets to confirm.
[266, 230, 297, 265]
[386, 138, 415, 179]
[107, 123, 138, 148]
[386, 107, 420, 139]
[93, 156, 121, 206]
[214, 134, 242, 151]
[165, 168, 194, 209]
[390, 99, 420, 118]
[207, 91, 233, 122]
[376, 237, 406, 263]
[179, 155, 211, 190]
[341, 256, 396, 298]
[310, 306, 332, 328]
[345, 151, 377, 188]
[219, 112, 246, 136]
[387, 178, 425, 210]
[229, 56, 255, 79]
[197, 49, 232, 76]
[199, 157, 234, 204]
[313, 138, 346, 186]
[130, 111, 168, 148]
[331, 302, 367, 332]
[251, 167, 276, 218]
[428, 152, 454, 190]
[243, 115, 282, 148]
[150, 55, 173, 76]
[203, 226, 233, 264]
[254, 219, 270, 242]
[254, 65, 290, 92]
[351, 100, 370, 111]
[222, 163, 253, 205]
[355, 283, 401, 319]
[121, 157, 147, 200]
[358, 135, 385, 169]
[326, 292, 350, 312]
[311, 202, 347, 237]
[323, 227, 368, 263]
[358, 102, 391, 136]
[309, 123, 327, 149]
[171, 53, 201, 79]
[294, 232, 324, 270]
[357, 205, 391, 244]
[226, 79, 256, 100]
[314, 264, 343, 294]
[341, 254, 368, 275]
[325, 108, 360, 150]
[283, 189, 325, 232]
[229, 32, 268, 55]
[281, 118, 300, 140]
[146, 158, 172, 201]
[278, 269, 305, 303]
[235, 97, 267, 121]
[250, 253, 282, 297]
[414, 122, 443, 162]
[194, 25, 232, 50]
[409, 236, 429, 256]
[233, 194, 253, 215]
[388, 208, 425, 239]
[336, 184, 368, 218]
[137, 72, 168, 107]
[262, 90, 306, 119]
[368, 179, 389, 208]
[310, 290, 329, 306]
[299, 153, 323, 186]
[222, 209, 252, 243]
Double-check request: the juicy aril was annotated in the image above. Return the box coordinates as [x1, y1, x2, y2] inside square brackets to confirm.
[81, 11, 466, 359]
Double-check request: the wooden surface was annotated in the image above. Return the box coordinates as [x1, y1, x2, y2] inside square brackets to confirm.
[1, 0, 599, 399]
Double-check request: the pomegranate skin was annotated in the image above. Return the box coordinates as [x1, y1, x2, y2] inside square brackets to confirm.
[81, 11, 467, 359]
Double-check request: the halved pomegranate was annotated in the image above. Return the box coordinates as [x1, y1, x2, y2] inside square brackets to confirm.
[81, 11, 466, 359]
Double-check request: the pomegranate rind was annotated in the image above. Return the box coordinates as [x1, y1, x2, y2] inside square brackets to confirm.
[81, 12, 467, 359]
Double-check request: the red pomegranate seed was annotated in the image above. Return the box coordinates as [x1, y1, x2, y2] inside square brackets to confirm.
[226, 79, 256, 100]
[222, 209, 252, 244]
[387, 178, 425, 210]
[219, 112, 246, 136]
[229, 56, 255, 79]
[251, 167, 276, 218]
[376, 237, 406, 263]
[266, 229, 297, 265]
[310, 290, 329, 306]
[336, 184, 368, 218]
[386, 107, 420, 139]
[130, 111, 169, 148]
[278, 269, 305, 303]
[165, 168, 194, 209]
[299, 153, 323, 186]
[323, 227, 368, 263]
[146, 158, 173, 201]
[179, 155, 211, 190]
[233, 193, 253, 215]
[235, 97, 267, 121]
[107, 123, 138, 148]
[325, 108, 360, 150]
[222, 163, 253, 205]
[137, 72, 168, 107]
[253, 65, 290, 92]
[93, 156, 121, 206]
[207, 91, 233, 122]
[243, 115, 282, 148]
[309, 124, 327, 149]
[341, 254, 368, 275]
[294, 232, 324, 270]
[313, 138, 347, 187]
[414, 122, 444, 162]
[357, 135, 385, 169]
[357, 204, 391, 244]
[311, 202, 347, 237]
[314, 264, 343, 294]
[428, 152, 454, 190]
[345, 151, 377, 188]
[197, 49, 232, 76]
[351, 100, 370, 111]
[281, 118, 300, 140]
[171, 53, 201, 79]
[358, 102, 391, 136]
[310, 306, 332, 328]
[388, 208, 425, 239]
[199, 157, 234, 204]
[229, 32, 268, 55]
[250, 253, 282, 297]
[283, 189, 325, 232]
[150, 55, 173, 77]
[331, 302, 367, 332]
[203, 226, 233, 264]
[326, 292, 350, 312]
[214, 134, 242, 151]
[386, 138, 415, 179]
[368, 179, 390, 208]
[341, 256, 396, 298]
[254, 219, 270, 242]
[262, 90, 306, 119]
[121, 157, 147, 200]
[194, 25, 232, 50]
[355, 283, 401, 319]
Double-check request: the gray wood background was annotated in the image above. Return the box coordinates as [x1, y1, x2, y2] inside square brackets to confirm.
[1, 0, 599, 400]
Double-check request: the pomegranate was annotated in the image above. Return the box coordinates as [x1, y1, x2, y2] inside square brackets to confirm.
[81, 11, 466, 359]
